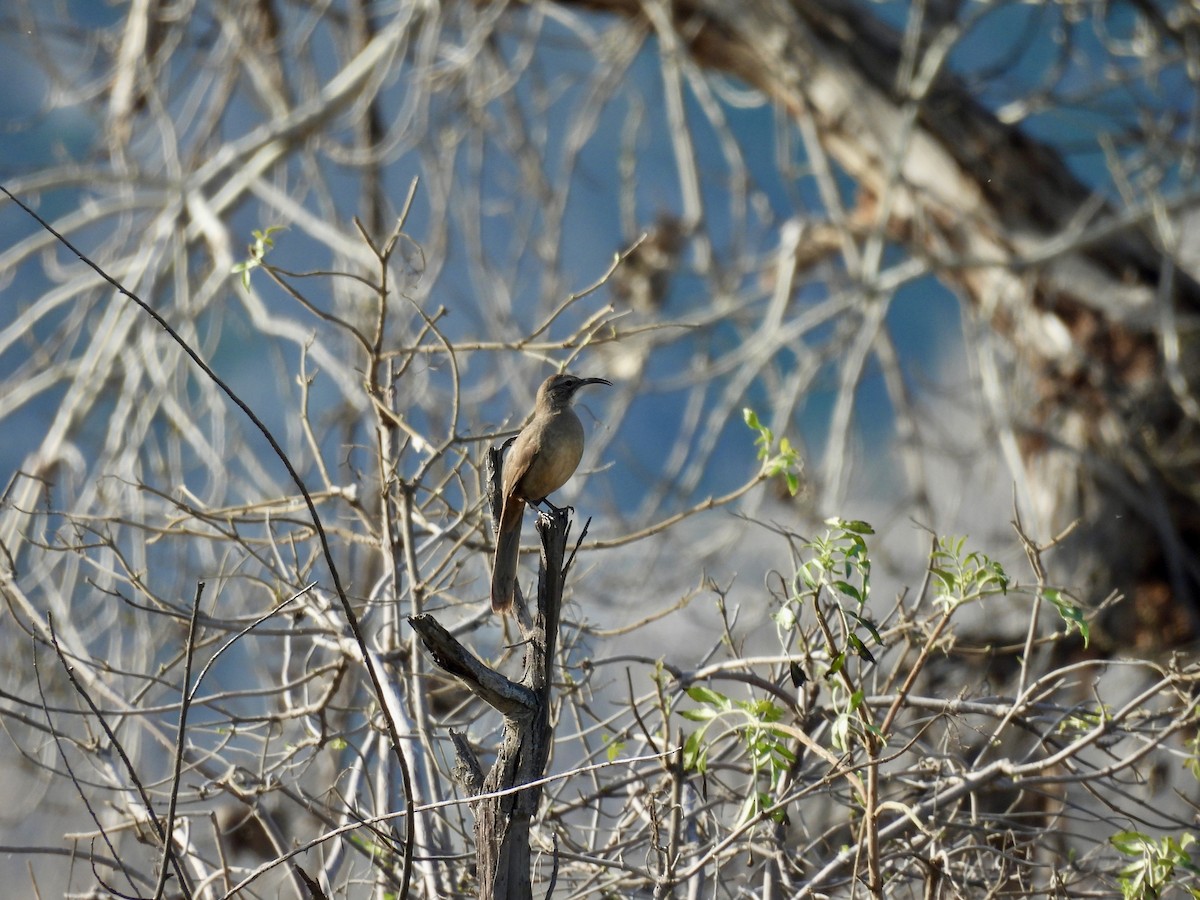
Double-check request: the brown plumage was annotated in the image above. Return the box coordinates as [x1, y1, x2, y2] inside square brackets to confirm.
[491, 373, 611, 614]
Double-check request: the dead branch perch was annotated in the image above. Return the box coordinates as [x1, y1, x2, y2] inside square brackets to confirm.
[409, 447, 569, 900]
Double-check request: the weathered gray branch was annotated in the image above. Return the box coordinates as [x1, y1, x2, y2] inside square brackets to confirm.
[408, 615, 536, 717]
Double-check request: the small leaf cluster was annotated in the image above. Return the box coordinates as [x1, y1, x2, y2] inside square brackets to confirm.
[232, 225, 285, 288]
[792, 518, 880, 674]
[680, 685, 795, 825]
[743, 408, 803, 496]
[773, 518, 882, 752]
[929, 535, 1009, 609]
[1043, 585, 1089, 647]
[931, 535, 1087, 645]
[1111, 831, 1200, 899]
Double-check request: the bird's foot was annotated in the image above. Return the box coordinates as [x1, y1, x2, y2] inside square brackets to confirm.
[535, 497, 572, 517]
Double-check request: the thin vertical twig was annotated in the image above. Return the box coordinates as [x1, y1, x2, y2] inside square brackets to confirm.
[153, 582, 204, 900]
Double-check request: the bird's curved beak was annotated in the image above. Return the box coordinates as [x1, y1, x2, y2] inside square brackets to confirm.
[579, 377, 613, 387]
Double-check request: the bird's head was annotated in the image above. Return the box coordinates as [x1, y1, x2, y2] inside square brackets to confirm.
[539, 373, 612, 410]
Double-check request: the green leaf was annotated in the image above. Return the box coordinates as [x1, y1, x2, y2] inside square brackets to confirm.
[770, 737, 797, 764]
[686, 685, 731, 710]
[1111, 831, 1151, 856]
[930, 567, 953, 588]
[1044, 587, 1090, 647]
[848, 633, 876, 664]
[831, 713, 851, 751]
[683, 731, 707, 773]
[832, 580, 861, 603]
[798, 562, 819, 590]
[840, 520, 875, 535]
[846, 608, 883, 645]
[750, 700, 783, 722]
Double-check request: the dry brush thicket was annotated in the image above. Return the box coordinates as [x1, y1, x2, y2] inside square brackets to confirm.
[1, 1, 1199, 898]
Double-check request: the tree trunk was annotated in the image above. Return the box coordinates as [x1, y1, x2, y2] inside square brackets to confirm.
[556, 0, 1200, 646]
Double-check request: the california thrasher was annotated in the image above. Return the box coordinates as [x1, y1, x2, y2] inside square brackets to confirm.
[490, 373, 611, 613]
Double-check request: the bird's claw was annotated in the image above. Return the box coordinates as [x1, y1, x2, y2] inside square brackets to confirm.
[537, 498, 572, 517]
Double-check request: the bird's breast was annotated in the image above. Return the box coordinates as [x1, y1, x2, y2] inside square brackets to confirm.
[510, 411, 585, 501]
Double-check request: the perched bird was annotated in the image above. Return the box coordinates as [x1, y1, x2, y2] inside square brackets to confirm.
[491, 373, 611, 613]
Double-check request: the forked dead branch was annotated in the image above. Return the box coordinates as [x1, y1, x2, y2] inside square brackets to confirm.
[410, 447, 580, 900]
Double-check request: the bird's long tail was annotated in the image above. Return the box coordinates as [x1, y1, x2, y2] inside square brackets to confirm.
[490, 497, 525, 613]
